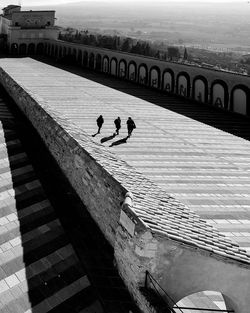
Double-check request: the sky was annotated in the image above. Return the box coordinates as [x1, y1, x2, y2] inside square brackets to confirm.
[0, 0, 244, 6]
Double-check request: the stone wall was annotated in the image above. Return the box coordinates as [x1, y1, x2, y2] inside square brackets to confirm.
[1, 67, 250, 313]
[0, 68, 128, 247]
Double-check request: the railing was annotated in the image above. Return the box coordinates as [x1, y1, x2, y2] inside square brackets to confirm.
[144, 271, 234, 313]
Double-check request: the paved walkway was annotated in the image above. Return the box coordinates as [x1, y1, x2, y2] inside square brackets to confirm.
[5, 57, 249, 254]
[1, 57, 250, 311]
[0, 85, 141, 312]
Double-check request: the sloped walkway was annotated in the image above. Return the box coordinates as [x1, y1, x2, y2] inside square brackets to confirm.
[5, 57, 250, 255]
[1, 57, 250, 311]
[0, 87, 140, 312]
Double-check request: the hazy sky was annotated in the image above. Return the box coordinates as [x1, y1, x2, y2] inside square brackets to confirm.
[1, 0, 244, 6]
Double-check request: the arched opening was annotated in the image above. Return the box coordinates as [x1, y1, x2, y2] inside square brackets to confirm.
[54, 46, 58, 58]
[72, 48, 77, 62]
[58, 46, 62, 59]
[89, 53, 95, 69]
[102, 56, 109, 73]
[77, 50, 82, 65]
[128, 61, 137, 82]
[138, 64, 148, 85]
[95, 54, 102, 71]
[118, 59, 127, 79]
[192, 76, 208, 103]
[162, 69, 174, 93]
[63, 47, 67, 58]
[19, 43, 27, 55]
[44, 43, 48, 54]
[83, 51, 88, 67]
[47, 44, 51, 56]
[176, 72, 191, 97]
[11, 43, 18, 55]
[27, 43, 35, 55]
[230, 85, 249, 116]
[176, 290, 230, 313]
[211, 80, 229, 110]
[110, 58, 117, 76]
[149, 66, 160, 89]
[36, 43, 44, 55]
[51, 44, 55, 57]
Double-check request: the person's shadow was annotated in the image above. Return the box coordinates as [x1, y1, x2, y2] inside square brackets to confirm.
[109, 136, 129, 147]
[100, 133, 116, 143]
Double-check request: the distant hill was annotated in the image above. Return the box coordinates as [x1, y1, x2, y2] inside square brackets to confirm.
[23, 1, 250, 51]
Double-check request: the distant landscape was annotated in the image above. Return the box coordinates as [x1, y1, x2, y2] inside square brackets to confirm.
[24, 1, 250, 53]
[23, 1, 250, 74]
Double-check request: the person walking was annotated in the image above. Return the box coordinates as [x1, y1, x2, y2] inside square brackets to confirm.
[114, 117, 121, 135]
[96, 115, 104, 134]
[126, 117, 136, 137]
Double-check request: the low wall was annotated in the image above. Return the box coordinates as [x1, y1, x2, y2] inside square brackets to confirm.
[1, 67, 250, 313]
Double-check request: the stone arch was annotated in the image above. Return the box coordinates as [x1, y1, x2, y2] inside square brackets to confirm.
[230, 85, 250, 116]
[110, 57, 118, 76]
[27, 43, 35, 55]
[58, 46, 62, 59]
[162, 69, 175, 93]
[128, 61, 137, 82]
[63, 46, 67, 57]
[83, 51, 88, 67]
[54, 45, 58, 58]
[118, 59, 127, 79]
[47, 43, 51, 56]
[68, 47, 71, 56]
[192, 75, 208, 103]
[62, 47, 67, 58]
[72, 48, 77, 62]
[149, 66, 160, 89]
[51, 44, 55, 57]
[11, 43, 18, 55]
[176, 71, 191, 97]
[89, 53, 95, 69]
[138, 63, 148, 85]
[147, 243, 250, 313]
[77, 50, 82, 64]
[36, 43, 44, 55]
[19, 43, 27, 55]
[44, 43, 48, 54]
[95, 54, 102, 71]
[176, 290, 228, 312]
[102, 56, 109, 73]
[210, 80, 229, 110]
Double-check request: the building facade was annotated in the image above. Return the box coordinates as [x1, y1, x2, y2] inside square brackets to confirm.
[0, 4, 59, 54]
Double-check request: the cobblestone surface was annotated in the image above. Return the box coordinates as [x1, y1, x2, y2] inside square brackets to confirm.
[1, 57, 250, 310]
[1, 58, 249, 265]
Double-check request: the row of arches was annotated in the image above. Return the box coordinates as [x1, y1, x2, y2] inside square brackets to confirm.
[10, 42, 44, 55]
[44, 42, 250, 116]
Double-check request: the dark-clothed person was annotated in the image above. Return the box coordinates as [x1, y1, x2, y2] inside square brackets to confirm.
[114, 117, 121, 135]
[126, 117, 136, 137]
[96, 115, 104, 134]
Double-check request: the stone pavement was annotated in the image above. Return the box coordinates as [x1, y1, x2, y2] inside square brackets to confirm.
[7, 57, 250, 255]
[0, 86, 141, 312]
[1, 57, 250, 311]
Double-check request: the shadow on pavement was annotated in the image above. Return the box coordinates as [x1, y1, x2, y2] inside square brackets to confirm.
[110, 136, 129, 147]
[101, 133, 116, 143]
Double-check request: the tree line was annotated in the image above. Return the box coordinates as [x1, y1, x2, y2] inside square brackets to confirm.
[58, 29, 187, 61]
